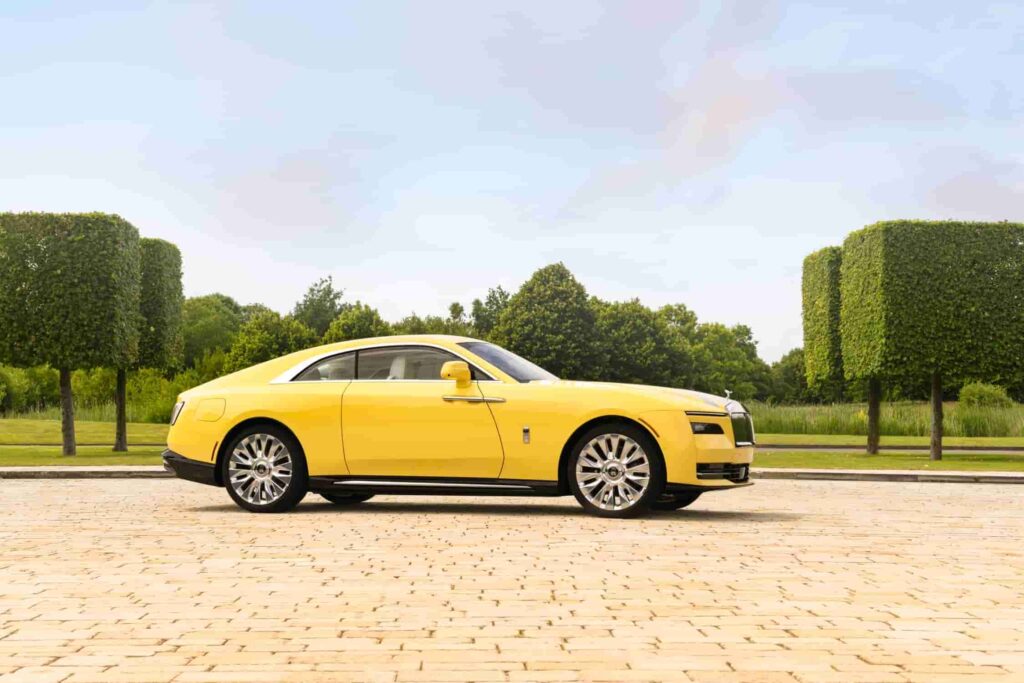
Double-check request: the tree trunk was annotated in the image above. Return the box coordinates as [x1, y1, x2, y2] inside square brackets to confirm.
[931, 371, 943, 461]
[866, 377, 881, 455]
[59, 368, 76, 456]
[114, 368, 128, 452]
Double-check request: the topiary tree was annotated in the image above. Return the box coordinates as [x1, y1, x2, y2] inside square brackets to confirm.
[225, 311, 317, 372]
[0, 212, 141, 455]
[322, 302, 392, 343]
[112, 239, 183, 451]
[490, 263, 602, 379]
[841, 220, 1024, 459]
[802, 247, 844, 396]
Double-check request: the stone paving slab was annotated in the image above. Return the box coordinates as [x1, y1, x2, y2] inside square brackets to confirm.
[0, 479, 1022, 682]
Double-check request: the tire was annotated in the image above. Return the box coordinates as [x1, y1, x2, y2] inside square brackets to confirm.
[567, 422, 666, 518]
[222, 424, 308, 513]
[651, 491, 702, 511]
[321, 493, 375, 506]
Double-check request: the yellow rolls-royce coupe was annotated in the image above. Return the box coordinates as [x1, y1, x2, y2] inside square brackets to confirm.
[164, 335, 754, 518]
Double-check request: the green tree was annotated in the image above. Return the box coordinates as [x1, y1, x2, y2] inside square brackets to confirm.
[470, 286, 510, 337]
[225, 311, 317, 372]
[0, 213, 141, 455]
[802, 247, 845, 398]
[182, 294, 243, 367]
[592, 299, 680, 387]
[768, 348, 814, 404]
[841, 220, 1024, 459]
[322, 302, 393, 343]
[692, 323, 771, 401]
[111, 239, 184, 450]
[657, 304, 699, 388]
[291, 276, 344, 337]
[491, 264, 602, 379]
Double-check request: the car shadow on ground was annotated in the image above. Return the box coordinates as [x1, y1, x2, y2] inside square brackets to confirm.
[192, 500, 801, 522]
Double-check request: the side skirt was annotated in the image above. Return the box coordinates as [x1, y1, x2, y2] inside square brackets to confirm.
[309, 475, 563, 497]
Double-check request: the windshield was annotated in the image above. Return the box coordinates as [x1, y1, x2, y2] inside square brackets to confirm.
[458, 342, 558, 383]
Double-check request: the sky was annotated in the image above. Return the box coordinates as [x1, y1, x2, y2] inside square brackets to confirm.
[2, 1, 1021, 362]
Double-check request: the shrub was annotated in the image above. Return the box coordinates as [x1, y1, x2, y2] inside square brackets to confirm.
[959, 382, 1013, 408]
[801, 247, 843, 394]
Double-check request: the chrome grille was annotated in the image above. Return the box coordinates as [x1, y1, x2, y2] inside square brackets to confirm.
[730, 412, 755, 446]
[696, 463, 749, 483]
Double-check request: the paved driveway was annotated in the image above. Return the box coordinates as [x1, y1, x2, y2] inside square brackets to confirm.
[1, 479, 1022, 682]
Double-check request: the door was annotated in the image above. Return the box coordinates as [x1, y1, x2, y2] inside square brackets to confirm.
[341, 346, 505, 478]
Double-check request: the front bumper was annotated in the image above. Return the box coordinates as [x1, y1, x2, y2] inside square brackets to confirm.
[163, 450, 218, 487]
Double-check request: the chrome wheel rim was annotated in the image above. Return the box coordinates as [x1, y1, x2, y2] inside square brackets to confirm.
[575, 433, 651, 511]
[228, 433, 293, 505]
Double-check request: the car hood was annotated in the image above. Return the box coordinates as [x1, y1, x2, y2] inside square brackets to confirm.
[531, 380, 741, 412]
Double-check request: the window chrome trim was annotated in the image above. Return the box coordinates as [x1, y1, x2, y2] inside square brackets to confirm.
[270, 342, 498, 384]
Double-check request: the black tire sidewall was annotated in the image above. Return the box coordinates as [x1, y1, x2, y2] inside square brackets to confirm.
[567, 422, 666, 518]
[651, 491, 702, 511]
[320, 493, 375, 505]
[222, 424, 308, 513]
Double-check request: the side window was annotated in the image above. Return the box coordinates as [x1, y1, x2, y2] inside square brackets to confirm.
[357, 347, 461, 380]
[293, 353, 355, 381]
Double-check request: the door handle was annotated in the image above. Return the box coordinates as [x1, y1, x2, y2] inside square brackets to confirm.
[442, 395, 506, 403]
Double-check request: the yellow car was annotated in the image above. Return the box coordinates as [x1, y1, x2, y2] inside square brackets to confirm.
[163, 335, 754, 518]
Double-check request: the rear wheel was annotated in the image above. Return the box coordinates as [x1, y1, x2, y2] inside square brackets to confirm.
[321, 493, 375, 506]
[652, 491, 702, 511]
[568, 422, 665, 518]
[223, 425, 308, 513]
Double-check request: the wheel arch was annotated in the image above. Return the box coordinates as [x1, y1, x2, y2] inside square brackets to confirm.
[556, 415, 663, 494]
[214, 417, 303, 486]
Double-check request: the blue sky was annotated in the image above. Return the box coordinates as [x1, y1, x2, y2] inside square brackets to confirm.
[2, 2, 1021, 362]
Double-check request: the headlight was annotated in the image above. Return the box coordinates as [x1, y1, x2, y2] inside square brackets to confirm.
[170, 401, 185, 426]
[690, 421, 725, 435]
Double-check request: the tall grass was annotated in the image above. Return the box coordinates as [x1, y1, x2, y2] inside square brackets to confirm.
[749, 401, 1024, 437]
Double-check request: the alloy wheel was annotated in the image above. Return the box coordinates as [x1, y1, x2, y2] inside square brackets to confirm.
[574, 433, 651, 511]
[228, 433, 293, 505]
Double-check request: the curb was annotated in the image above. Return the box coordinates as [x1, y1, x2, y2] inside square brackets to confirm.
[1, 467, 1022, 484]
[760, 444, 1024, 452]
[751, 469, 1024, 484]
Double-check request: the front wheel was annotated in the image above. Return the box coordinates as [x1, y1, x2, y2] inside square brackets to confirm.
[568, 423, 666, 518]
[223, 425, 308, 513]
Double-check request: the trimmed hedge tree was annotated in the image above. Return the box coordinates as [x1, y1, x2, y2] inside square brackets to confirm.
[112, 239, 183, 451]
[801, 247, 844, 395]
[840, 220, 1024, 459]
[0, 213, 141, 455]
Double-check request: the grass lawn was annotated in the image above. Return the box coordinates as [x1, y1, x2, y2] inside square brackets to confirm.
[755, 449, 1024, 471]
[0, 418, 168, 445]
[0, 445, 165, 467]
[757, 433, 1024, 448]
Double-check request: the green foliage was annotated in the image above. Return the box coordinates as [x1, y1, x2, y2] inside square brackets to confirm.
[959, 382, 1014, 408]
[322, 303, 393, 343]
[491, 263, 602, 379]
[769, 348, 815, 404]
[691, 323, 771, 401]
[841, 220, 1024, 384]
[138, 238, 184, 370]
[751, 400, 1024, 438]
[291, 276, 344, 337]
[182, 294, 243, 366]
[592, 299, 681, 386]
[0, 212, 142, 371]
[225, 311, 317, 372]
[470, 286, 510, 336]
[801, 246, 843, 394]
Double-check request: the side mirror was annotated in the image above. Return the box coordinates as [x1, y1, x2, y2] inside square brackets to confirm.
[440, 360, 472, 388]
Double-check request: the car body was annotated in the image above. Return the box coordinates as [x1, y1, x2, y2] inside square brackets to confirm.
[164, 335, 754, 517]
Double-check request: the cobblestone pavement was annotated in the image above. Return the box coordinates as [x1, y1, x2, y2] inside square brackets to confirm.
[1, 479, 1022, 682]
